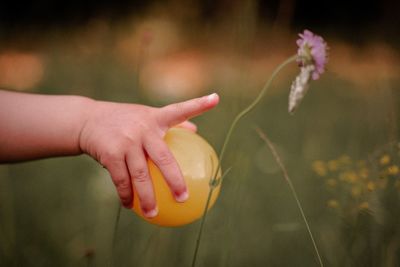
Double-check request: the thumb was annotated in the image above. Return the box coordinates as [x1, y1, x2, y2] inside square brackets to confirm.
[175, 121, 198, 132]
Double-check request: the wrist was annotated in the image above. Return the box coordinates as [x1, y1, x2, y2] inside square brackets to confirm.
[75, 96, 97, 154]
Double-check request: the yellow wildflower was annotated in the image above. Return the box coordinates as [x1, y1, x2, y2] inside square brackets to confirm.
[380, 154, 390, 165]
[366, 181, 376, 192]
[344, 171, 358, 183]
[327, 199, 339, 209]
[312, 160, 327, 176]
[328, 160, 339, 171]
[387, 165, 399, 175]
[359, 202, 369, 210]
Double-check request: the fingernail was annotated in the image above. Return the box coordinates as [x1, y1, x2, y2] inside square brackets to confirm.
[206, 93, 218, 102]
[175, 190, 189, 202]
[143, 207, 158, 218]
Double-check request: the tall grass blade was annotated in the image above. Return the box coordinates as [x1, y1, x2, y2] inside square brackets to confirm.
[255, 126, 324, 267]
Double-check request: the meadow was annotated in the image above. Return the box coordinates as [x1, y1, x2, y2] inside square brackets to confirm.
[0, 11, 400, 267]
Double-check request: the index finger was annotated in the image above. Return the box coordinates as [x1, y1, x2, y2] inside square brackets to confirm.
[159, 93, 219, 128]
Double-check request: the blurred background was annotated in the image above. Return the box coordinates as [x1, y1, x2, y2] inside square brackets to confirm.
[0, 0, 400, 266]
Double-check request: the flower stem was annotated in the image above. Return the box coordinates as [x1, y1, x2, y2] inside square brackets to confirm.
[218, 55, 297, 164]
[255, 127, 324, 267]
[191, 55, 297, 267]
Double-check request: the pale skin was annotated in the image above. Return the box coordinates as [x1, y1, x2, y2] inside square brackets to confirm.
[0, 90, 220, 218]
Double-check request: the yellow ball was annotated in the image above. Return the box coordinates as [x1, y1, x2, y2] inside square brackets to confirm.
[132, 127, 221, 227]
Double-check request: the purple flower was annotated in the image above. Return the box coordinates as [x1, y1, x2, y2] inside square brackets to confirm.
[288, 30, 328, 114]
[296, 30, 328, 80]
[288, 65, 313, 114]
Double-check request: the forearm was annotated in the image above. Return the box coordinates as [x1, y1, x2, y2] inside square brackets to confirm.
[0, 90, 94, 162]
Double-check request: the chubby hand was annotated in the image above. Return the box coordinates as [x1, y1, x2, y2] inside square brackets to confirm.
[79, 93, 219, 217]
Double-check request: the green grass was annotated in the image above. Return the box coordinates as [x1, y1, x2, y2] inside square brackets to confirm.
[1, 37, 400, 267]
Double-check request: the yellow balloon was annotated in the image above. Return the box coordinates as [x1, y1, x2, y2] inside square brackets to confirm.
[132, 127, 221, 227]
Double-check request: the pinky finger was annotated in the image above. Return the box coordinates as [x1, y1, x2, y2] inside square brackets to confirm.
[105, 160, 133, 208]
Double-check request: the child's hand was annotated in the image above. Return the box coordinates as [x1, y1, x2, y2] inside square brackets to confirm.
[79, 93, 219, 217]
[0, 89, 218, 217]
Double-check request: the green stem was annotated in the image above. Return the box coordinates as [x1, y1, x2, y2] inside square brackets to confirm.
[255, 127, 324, 267]
[191, 55, 297, 267]
[218, 55, 297, 164]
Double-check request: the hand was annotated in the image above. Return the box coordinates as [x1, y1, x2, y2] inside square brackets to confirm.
[79, 93, 219, 217]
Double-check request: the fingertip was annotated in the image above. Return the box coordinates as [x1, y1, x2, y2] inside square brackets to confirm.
[160, 92, 220, 129]
[175, 190, 189, 202]
[206, 92, 219, 106]
[115, 183, 133, 209]
[143, 206, 158, 218]
[106, 162, 134, 210]
[122, 198, 133, 209]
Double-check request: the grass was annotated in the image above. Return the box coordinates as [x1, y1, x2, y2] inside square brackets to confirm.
[0, 29, 399, 266]
[255, 127, 323, 267]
